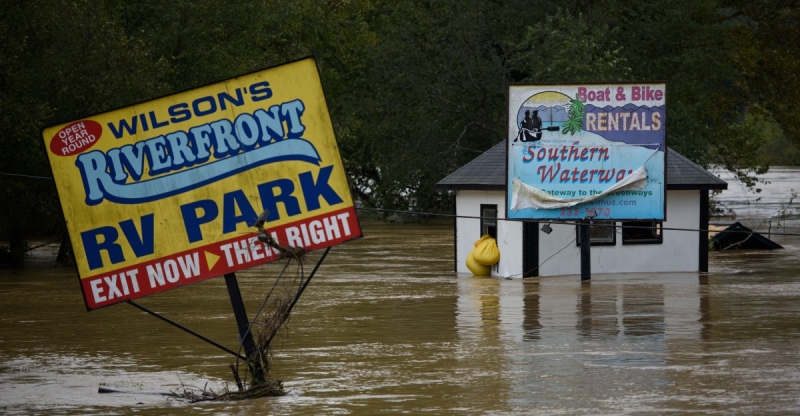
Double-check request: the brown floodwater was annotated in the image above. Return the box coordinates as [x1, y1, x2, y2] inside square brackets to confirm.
[1, 219, 800, 415]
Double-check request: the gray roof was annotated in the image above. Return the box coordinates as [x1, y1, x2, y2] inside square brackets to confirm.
[436, 141, 728, 191]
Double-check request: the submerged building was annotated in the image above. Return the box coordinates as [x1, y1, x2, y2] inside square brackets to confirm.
[436, 142, 728, 277]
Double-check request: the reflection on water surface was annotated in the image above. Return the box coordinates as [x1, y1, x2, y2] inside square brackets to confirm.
[1, 220, 800, 415]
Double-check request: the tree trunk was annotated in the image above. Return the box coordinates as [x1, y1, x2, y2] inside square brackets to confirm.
[56, 232, 74, 265]
[6, 229, 26, 265]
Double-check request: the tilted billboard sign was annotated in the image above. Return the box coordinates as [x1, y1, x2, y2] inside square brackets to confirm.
[43, 58, 362, 310]
[507, 83, 666, 220]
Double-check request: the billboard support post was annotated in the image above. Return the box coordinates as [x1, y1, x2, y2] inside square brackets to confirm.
[224, 273, 264, 383]
[579, 219, 591, 281]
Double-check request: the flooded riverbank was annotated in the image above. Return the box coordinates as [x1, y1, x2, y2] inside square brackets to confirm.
[711, 166, 800, 237]
[2, 168, 800, 414]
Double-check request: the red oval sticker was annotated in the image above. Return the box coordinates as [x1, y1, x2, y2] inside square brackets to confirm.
[50, 120, 103, 156]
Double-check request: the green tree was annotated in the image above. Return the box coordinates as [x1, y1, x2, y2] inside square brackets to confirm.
[720, 0, 800, 153]
[3, 0, 799, 262]
[0, 0, 166, 264]
[587, 0, 781, 184]
[508, 8, 630, 84]
[343, 1, 517, 211]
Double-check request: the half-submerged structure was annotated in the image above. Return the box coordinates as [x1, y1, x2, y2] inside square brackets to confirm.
[437, 142, 728, 277]
[710, 222, 783, 250]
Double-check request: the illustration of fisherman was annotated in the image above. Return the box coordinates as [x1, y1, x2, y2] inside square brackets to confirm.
[516, 109, 542, 142]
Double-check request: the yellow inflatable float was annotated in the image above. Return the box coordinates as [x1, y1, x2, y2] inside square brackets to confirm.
[466, 235, 500, 276]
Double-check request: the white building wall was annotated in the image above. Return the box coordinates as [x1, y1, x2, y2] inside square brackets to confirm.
[456, 190, 701, 278]
[538, 190, 700, 276]
[455, 190, 524, 278]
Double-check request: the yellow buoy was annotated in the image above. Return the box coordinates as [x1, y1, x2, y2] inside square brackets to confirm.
[466, 251, 491, 276]
[472, 234, 500, 266]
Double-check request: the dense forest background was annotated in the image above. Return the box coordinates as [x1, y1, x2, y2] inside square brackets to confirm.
[1, 0, 799, 263]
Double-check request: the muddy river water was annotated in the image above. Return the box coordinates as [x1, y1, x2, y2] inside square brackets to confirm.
[2, 170, 800, 415]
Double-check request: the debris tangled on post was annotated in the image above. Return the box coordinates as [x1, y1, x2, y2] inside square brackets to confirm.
[172, 209, 311, 402]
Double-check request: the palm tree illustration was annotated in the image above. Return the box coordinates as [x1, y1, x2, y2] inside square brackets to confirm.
[561, 94, 585, 135]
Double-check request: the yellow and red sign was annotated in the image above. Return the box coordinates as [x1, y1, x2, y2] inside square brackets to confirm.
[42, 58, 361, 310]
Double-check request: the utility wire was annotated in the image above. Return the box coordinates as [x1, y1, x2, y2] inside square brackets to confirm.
[0, 172, 54, 180]
[3, 171, 798, 236]
[355, 206, 800, 237]
[505, 237, 578, 280]
[357, 206, 799, 277]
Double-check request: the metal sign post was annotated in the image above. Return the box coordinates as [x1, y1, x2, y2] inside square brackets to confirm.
[579, 219, 591, 281]
[224, 273, 264, 383]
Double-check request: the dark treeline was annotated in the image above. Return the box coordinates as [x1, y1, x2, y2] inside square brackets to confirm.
[1, 0, 798, 263]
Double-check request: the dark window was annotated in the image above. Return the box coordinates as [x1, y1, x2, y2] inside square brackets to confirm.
[480, 204, 497, 238]
[576, 221, 616, 246]
[622, 221, 663, 244]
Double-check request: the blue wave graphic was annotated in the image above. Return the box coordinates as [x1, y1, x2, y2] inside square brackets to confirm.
[99, 139, 321, 204]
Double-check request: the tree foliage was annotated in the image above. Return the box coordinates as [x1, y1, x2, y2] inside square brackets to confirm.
[1, 0, 798, 262]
